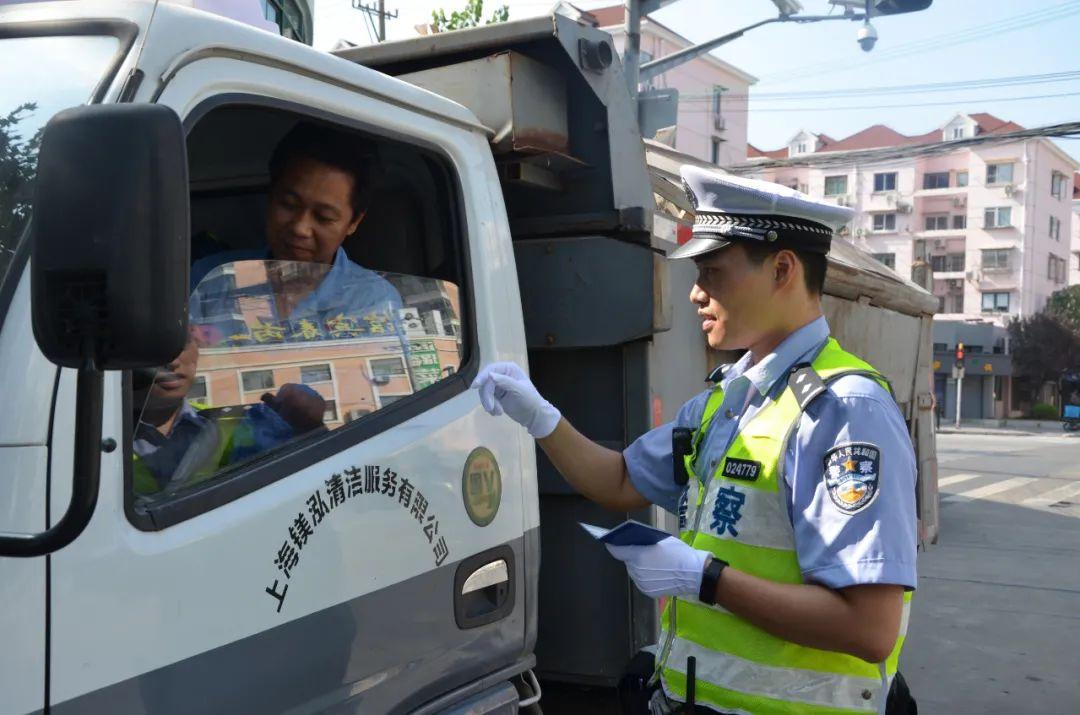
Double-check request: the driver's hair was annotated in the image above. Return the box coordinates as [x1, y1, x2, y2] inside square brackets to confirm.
[268, 121, 374, 218]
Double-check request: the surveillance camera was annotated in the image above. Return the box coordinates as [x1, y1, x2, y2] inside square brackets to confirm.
[857, 22, 878, 52]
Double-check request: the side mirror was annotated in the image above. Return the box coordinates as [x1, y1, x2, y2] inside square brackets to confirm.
[0, 104, 189, 558]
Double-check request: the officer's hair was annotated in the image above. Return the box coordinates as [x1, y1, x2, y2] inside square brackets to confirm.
[268, 121, 374, 218]
[740, 241, 827, 296]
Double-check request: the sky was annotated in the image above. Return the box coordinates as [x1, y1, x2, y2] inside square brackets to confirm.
[314, 0, 1080, 162]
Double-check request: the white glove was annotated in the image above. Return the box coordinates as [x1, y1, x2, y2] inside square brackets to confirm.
[471, 362, 562, 439]
[606, 536, 711, 599]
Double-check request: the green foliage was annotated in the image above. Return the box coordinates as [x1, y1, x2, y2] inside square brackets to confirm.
[1047, 285, 1080, 329]
[1008, 311, 1080, 403]
[1032, 402, 1058, 420]
[431, 0, 509, 32]
[0, 103, 40, 279]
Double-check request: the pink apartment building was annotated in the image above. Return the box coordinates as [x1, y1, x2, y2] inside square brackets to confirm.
[743, 113, 1079, 419]
[588, 4, 757, 167]
[745, 113, 1078, 323]
[1071, 175, 1080, 286]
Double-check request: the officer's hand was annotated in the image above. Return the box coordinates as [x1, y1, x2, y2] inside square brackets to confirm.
[470, 362, 561, 439]
[606, 537, 711, 599]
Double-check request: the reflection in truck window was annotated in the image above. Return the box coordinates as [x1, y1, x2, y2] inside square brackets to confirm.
[133, 261, 463, 502]
[0, 35, 120, 288]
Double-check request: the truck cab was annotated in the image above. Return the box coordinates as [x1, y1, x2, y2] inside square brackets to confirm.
[1, 2, 541, 712]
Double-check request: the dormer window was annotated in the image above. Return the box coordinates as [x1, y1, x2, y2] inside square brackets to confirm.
[797, 143, 807, 154]
[952, 127, 964, 139]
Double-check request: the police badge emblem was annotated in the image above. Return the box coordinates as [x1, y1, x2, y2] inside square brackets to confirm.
[823, 443, 881, 514]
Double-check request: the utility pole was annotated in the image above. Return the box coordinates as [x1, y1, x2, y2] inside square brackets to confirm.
[352, 0, 398, 42]
[624, 1, 642, 99]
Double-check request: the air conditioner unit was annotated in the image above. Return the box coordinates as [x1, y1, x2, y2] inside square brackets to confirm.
[933, 239, 947, 249]
[886, 193, 897, 205]
[896, 202, 913, 214]
[952, 196, 967, 207]
[1003, 183, 1015, 197]
[946, 279, 962, 290]
[713, 115, 726, 131]
[836, 195, 851, 206]
[855, 227, 865, 237]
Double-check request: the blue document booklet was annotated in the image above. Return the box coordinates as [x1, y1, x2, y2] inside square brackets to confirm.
[579, 520, 673, 546]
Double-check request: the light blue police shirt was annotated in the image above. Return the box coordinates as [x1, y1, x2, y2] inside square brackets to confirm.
[623, 316, 917, 591]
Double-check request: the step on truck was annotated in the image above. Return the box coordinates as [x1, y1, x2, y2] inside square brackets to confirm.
[0, 2, 938, 713]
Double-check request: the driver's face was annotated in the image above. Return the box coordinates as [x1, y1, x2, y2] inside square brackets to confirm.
[266, 157, 364, 265]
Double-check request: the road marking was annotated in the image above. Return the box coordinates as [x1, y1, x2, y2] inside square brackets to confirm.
[1022, 481, 1080, 508]
[938, 473, 981, 488]
[942, 476, 1035, 503]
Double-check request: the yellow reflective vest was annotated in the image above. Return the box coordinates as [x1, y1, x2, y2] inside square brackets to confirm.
[656, 338, 912, 714]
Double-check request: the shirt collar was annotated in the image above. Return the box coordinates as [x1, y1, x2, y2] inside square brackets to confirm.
[722, 315, 830, 397]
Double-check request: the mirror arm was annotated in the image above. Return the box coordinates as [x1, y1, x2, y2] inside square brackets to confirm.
[0, 355, 104, 558]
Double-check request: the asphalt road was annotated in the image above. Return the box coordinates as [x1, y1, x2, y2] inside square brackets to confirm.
[902, 429, 1080, 714]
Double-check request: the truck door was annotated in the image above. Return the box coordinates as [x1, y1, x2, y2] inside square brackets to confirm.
[46, 48, 533, 714]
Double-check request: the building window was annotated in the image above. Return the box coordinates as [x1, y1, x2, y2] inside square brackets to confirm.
[956, 171, 969, 187]
[872, 213, 897, 232]
[1048, 254, 1067, 283]
[981, 248, 1011, 270]
[796, 143, 807, 154]
[986, 162, 1013, 185]
[982, 291, 1011, 313]
[370, 357, 407, 382]
[940, 292, 964, 313]
[952, 214, 967, 229]
[873, 172, 897, 192]
[984, 207, 1012, 228]
[241, 369, 275, 392]
[189, 376, 208, 403]
[930, 253, 965, 272]
[712, 86, 724, 116]
[965, 344, 985, 354]
[924, 214, 949, 231]
[1050, 215, 1061, 241]
[261, 0, 310, 44]
[872, 253, 896, 269]
[824, 175, 848, 196]
[933, 342, 948, 352]
[923, 172, 949, 189]
[1051, 171, 1068, 199]
[323, 399, 338, 423]
[952, 127, 965, 139]
[711, 137, 721, 165]
[300, 363, 332, 384]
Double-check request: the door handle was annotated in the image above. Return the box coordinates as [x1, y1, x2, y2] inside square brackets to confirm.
[462, 559, 509, 595]
[454, 545, 515, 629]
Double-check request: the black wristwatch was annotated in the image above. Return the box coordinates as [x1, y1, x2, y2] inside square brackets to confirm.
[698, 556, 729, 605]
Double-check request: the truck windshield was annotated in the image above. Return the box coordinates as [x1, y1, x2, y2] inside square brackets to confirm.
[0, 34, 120, 285]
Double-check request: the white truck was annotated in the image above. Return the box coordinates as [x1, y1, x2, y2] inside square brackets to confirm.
[0, 2, 938, 713]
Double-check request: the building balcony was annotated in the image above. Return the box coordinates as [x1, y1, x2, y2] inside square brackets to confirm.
[913, 186, 968, 198]
[914, 228, 967, 239]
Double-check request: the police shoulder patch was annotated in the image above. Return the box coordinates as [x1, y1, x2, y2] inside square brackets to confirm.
[823, 442, 881, 514]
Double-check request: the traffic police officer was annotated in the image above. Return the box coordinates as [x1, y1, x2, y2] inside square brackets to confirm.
[472, 166, 917, 714]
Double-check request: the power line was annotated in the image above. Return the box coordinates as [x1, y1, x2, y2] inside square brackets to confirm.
[676, 89, 1080, 113]
[728, 120, 1080, 172]
[660, 70, 1080, 103]
[757, 1, 1080, 86]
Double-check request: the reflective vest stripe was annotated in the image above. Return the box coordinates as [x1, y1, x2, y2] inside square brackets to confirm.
[662, 598, 911, 678]
[663, 638, 883, 713]
[662, 669, 876, 715]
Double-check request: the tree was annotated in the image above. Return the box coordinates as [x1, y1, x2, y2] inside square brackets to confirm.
[431, 0, 509, 33]
[1007, 311, 1080, 403]
[1047, 285, 1080, 330]
[0, 103, 40, 279]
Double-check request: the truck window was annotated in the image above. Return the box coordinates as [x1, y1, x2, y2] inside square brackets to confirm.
[129, 104, 470, 515]
[0, 34, 120, 293]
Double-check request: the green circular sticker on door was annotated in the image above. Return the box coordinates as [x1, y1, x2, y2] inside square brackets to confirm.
[463, 447, 502, 527]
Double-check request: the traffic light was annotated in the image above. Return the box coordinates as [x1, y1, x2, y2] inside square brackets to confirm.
[955, 342, 965, 367]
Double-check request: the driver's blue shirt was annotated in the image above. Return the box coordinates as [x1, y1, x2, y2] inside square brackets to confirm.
[189, 246, 404, 345]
